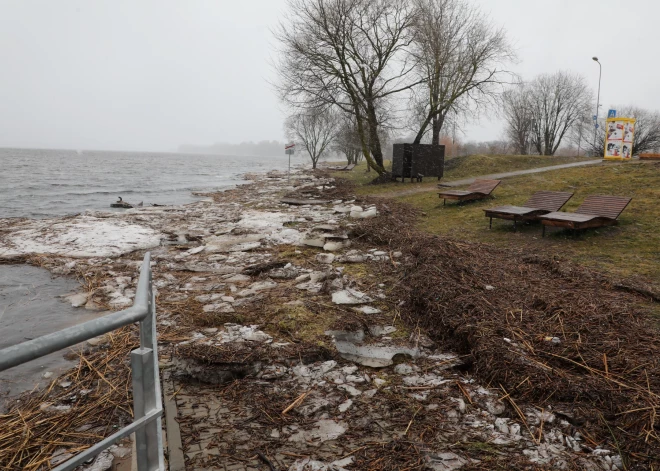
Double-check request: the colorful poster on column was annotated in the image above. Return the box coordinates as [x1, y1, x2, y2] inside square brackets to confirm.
[604, 117, 635, 160]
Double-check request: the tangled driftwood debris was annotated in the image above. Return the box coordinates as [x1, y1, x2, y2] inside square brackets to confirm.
[352, 190, 660, 468]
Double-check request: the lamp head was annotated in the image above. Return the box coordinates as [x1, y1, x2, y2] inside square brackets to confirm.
[592, 56, 599, 61]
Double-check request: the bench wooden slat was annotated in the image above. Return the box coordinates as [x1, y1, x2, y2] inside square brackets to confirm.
[485, 205, 538, 216]
[523, 191, 574, 212]
[574, 195, 632, 220]
[466, 179, 501, 195]
[483, 191, 574, 231]
[540, 212, 597, 223]
[540, 194, 632, 235]
[439, 179, 501, 204]
[438, 190, 472, 197]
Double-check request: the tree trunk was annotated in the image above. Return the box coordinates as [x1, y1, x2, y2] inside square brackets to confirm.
[354, 111, 383, 174]
[413, 115, 431, 145]
[431, 114, 445, 146]
[366, 102, 385, 171]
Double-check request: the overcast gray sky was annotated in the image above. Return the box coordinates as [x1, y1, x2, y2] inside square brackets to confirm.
[0, 0, 657, 151]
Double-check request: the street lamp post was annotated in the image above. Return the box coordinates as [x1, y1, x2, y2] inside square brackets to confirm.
[592, 57, 602, 154]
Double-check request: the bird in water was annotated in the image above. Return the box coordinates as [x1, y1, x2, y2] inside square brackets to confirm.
[117, 196, 123, 203]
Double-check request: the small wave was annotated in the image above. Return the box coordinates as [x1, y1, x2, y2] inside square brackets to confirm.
[46, 183, 87, 187]
[0, 148, 291, 218]
[60, 190, 138, 196]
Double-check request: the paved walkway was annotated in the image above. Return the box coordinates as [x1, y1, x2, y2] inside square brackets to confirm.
[376, 159, 604, 198]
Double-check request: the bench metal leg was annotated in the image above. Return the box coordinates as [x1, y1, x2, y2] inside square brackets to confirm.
[542, 225, 546, 238]
[443, 199, 446, 206]
[489, 217, 492, 229]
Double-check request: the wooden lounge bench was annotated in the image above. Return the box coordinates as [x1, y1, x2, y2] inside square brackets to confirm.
[328, 163, 357, 171]
[640, 153, 660, 160]
[539, 195, 632, 237]
[483, 191, 574, 232]
[438, 179, 501, 205]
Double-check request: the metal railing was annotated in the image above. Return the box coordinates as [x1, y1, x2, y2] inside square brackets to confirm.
[0, 253, 164, 471]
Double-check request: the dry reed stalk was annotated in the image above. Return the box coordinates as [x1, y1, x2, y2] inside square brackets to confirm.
[0, 328, 138, 470]
[281, 391, 310, 415]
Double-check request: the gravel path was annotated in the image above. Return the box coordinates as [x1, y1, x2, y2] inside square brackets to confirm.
[376, 158, 603, 198]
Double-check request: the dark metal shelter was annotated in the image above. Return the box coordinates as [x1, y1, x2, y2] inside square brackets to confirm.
[392, 143, 445, 182]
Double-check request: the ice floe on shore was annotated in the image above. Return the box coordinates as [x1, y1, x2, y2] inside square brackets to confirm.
[0, 217, 162, 258]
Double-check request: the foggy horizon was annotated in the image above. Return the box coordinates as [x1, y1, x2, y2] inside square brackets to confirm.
[1, 0, 658, 152]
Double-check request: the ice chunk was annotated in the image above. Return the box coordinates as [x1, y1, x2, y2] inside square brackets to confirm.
[0, 217, 162, 258]
[332, 289, 373, 305]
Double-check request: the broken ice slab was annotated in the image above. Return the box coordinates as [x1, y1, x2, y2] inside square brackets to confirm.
[316, 253, 335, 264]
[349, 207, 378, 219]
[369, 325, 397, 336]
[336, 250, 366, 263]
[424, 452, 469, 471]
[325, 330, 365, 343]
[332, 205, 352, 214]
[204, 234, 263, 253]
[0, 217, 162, 258]
[334, 340, 419, 368]
[295, 281, 323, 293]
[223, 274, 251, 283]
[194, 293, 226, 303]
[63, 292, 89, 308]
[269, 265, 300, 279]
[216, 324, 272, 343]
[338, 399, 353, 413]
[227, 241, 262, 252]
[202, 303, 235, 313]
[288, 419, 347, 445]
[353, 306, 382, 315]
[331, 288, 372, 305]
[288, 458, 352, 471]
[237, 280, 278, 297]
[323, 240, 350, 252]
[301, 236, 326, 248]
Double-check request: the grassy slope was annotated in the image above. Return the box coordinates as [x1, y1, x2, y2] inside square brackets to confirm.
[331, 154, 597, 195]
[392, 161, 660, 287]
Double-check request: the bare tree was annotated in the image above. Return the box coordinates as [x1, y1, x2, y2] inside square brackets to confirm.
[333, 115, 363, 165]
[588, 106, 660, 156]
[501, 85, 533, 154]
[485, 140, 511, 155]
[409, 0, 515, 145]
[285, 109, 340, 169]
[526, 72, 592, 156]
[568, 114, 592, 157]
[274, 0, 418, 175]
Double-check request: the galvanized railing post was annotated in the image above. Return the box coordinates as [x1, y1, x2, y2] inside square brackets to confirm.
[131, 348, 151, 470]
[133, 256, 164, 471]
